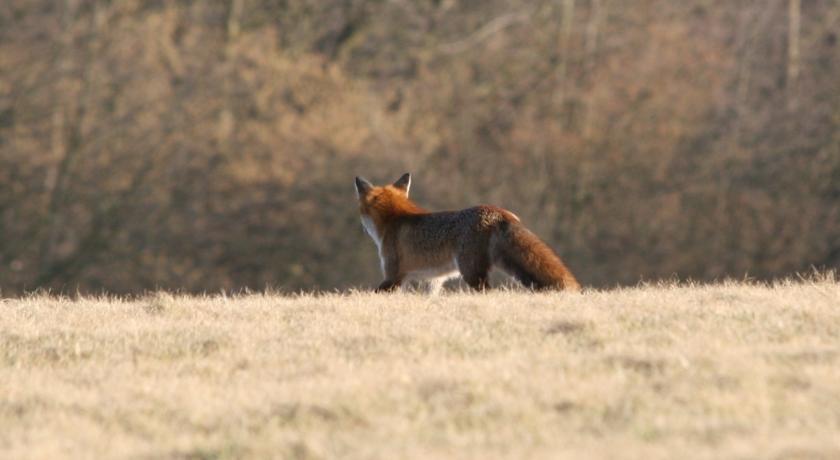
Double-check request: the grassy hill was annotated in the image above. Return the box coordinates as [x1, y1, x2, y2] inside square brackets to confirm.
[2, 278, 839, 459]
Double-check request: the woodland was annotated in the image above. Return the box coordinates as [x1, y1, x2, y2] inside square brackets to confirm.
[1, 0, 838, 294]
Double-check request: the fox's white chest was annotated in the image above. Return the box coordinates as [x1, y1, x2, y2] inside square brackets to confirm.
[361, 216, 382, 250]
[361, 216, 386, 275]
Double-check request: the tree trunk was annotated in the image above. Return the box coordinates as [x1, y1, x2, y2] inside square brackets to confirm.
[218, 0, 244, 146]
[554, 0, 576, 110]
[40, 0, 79, 275]
[582, 0, 604, 139]
[787, 0, 801, 110]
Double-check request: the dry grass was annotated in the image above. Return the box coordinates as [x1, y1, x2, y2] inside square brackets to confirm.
[2, 277, 840, 459]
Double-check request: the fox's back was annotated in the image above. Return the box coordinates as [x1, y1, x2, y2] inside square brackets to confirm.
[392, 206, 516, 268]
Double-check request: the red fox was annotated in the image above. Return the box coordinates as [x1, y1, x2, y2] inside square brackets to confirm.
[355, 173, 580, 293]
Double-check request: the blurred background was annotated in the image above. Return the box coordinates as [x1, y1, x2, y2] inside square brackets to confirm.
[1, 0, 838, 295]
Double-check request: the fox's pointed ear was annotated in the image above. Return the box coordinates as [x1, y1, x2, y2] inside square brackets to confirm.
[393, 173, 411, 195]
[355, 176, 373, 198]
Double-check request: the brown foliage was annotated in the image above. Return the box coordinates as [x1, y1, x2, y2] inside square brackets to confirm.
[0, 0, 838, 294]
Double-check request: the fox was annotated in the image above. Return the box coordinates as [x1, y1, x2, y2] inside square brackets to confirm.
[355, 173, 580, 293]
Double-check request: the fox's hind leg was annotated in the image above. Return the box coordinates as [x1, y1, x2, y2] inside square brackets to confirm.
[456, 249, 491, 292]
[462, 273, 488, 291]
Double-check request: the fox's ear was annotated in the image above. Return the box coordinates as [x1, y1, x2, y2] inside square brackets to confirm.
[393, 173, 411, 195]
[355, 176, 373, 198]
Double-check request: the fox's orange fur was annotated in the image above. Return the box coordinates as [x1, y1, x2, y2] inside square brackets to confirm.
[355, 173, 580, 293]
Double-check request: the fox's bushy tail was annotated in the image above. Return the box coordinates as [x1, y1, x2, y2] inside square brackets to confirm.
[490, 220, 580, 291]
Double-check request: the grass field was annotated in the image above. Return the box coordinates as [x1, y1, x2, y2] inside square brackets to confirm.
[2, 277, 840, 459]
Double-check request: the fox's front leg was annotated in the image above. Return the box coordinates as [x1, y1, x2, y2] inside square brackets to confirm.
[374, 253, 403, 293]
[375, 279, 402, 292]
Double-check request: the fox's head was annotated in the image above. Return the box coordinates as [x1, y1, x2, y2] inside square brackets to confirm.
[355, 173, 420, 242]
